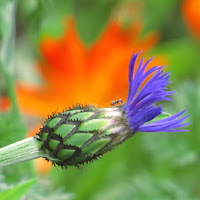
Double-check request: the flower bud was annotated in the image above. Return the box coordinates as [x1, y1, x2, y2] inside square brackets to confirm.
[36, 105, 133, 167]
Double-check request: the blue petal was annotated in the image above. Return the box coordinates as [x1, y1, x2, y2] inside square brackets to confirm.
[123, 52, 190, 133]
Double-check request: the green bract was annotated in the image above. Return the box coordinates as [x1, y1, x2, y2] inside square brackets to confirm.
[36, 104, 133, 167]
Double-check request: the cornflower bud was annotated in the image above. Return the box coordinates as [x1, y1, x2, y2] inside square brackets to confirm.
[0, 51, 190, 168]
[36, 105, 132, 167]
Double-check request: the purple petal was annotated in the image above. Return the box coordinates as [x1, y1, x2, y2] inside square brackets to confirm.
[122, 52, 190, 133]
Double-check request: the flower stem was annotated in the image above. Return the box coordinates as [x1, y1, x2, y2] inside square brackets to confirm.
[0, 137, 43, 167]
[0, 1, 21, 117]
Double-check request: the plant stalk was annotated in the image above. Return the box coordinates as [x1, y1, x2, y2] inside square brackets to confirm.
[0, 1, 21, 116]
[0, 137, 42, 167]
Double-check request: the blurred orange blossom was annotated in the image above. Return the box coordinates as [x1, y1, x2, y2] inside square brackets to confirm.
[182, 0, 200, 40]
[16, 18, 164, 117]
[2, 17, 166, 174]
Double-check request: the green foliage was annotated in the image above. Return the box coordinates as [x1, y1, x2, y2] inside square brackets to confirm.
[17, 0, 73, 44]
[150, 38, 200, 81]
[0, 1, 15, 71]
[0, 111, 26, 147]
[26, 179, 74, 200]
[0, 0, 25, 154]
[17, 0, 119, 46]
[142, 0, 187, 40]
[0, 178, 37, 200]
[0, 7, 6, 39]
[73, 0, 116, 46]
[0, 0, 32, 185]
[94, 174, 193, 200]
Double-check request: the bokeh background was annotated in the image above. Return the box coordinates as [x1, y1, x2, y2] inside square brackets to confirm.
[0, 0, 199, 199]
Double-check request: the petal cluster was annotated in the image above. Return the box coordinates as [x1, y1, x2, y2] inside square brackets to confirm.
[123, 52, 190, 132]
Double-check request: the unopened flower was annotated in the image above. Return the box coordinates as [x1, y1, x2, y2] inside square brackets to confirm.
[0, 52, 190, 168]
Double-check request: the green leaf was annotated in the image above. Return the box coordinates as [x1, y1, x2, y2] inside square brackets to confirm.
[0, 178, 37, 200]
[73, 0, 116, 46]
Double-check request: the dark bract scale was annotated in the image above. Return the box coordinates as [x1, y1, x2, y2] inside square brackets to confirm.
[36, 104, 133, 167]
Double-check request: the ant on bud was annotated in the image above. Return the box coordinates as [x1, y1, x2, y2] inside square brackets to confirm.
[111, 99, 123, 106]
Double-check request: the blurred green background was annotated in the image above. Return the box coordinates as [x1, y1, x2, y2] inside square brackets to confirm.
[0, 0, 199, 199]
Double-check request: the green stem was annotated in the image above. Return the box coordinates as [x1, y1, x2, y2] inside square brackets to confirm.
[0, 1, 20, 116]
[0, 137, 43, 167]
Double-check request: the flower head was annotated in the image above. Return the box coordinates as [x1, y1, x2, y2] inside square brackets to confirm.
[123, 52, 190, 133]
[35, 52, 190, 168]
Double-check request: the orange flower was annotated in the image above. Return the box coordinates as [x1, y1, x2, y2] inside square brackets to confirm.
[14, 18, 165, 174]
[182, 0, 200, 40]
[16, 18, 164, 117]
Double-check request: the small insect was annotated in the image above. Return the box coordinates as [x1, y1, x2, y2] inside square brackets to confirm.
[111, 99, 123, 106]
